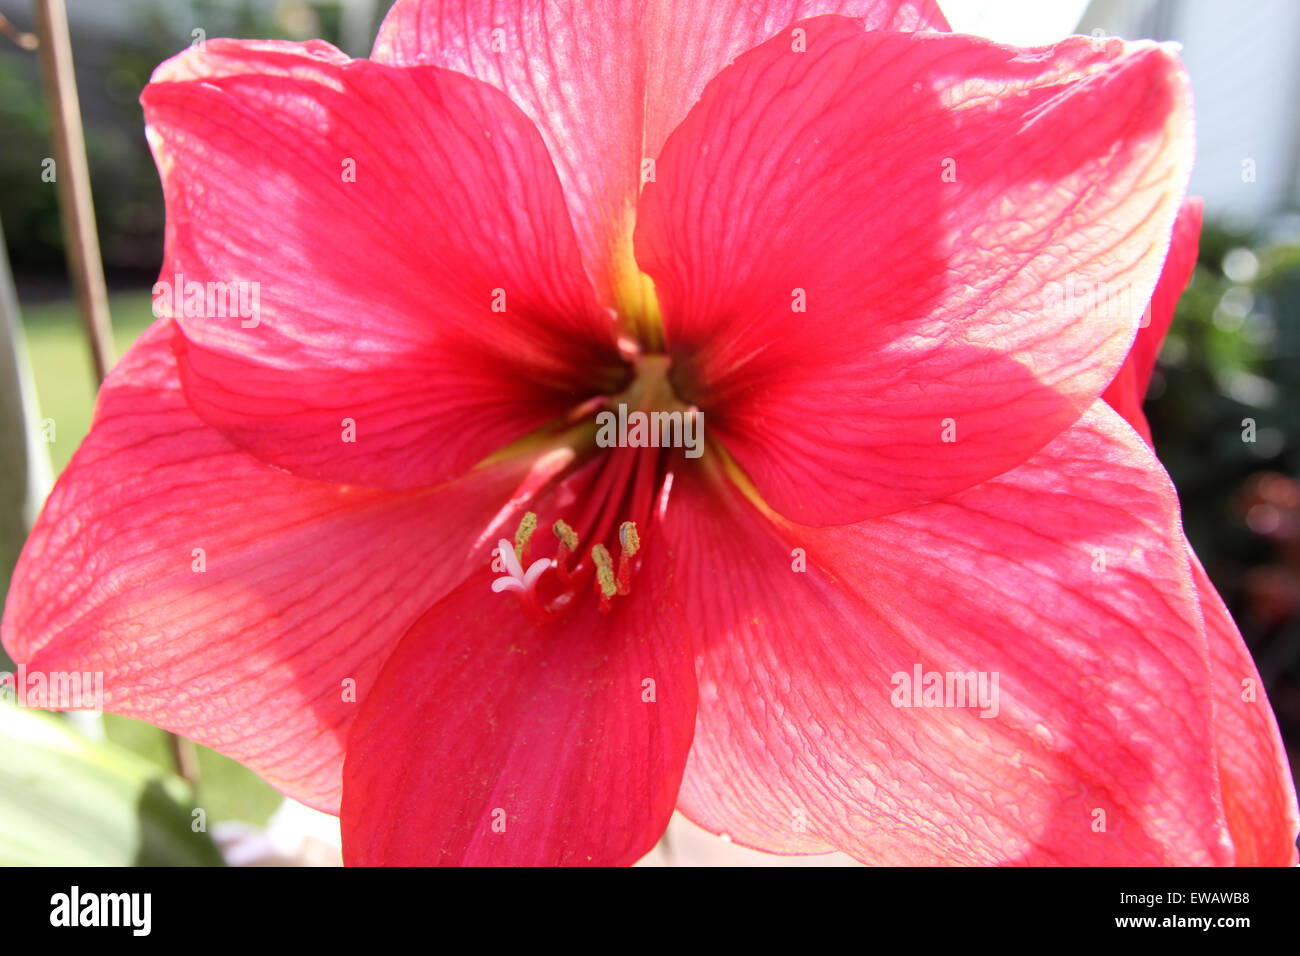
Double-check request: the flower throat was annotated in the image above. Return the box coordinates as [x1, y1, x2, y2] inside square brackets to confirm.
[489, 353, 694, 624]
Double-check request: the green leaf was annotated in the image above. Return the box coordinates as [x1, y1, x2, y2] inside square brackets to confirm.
[102, 714, 283, 826]
[0, 705, 224, 865]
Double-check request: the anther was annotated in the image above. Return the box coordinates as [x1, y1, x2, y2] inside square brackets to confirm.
[514, 511, 538, 561]
[553, 519, 579, 551]
[616, 520, 640, 594]
[553, 519, 579, 584]
[591, 544, 617, 610]
[618, 521, 640, 556]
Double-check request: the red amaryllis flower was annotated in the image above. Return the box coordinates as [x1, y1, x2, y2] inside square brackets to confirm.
[4, 1, 1296, 865]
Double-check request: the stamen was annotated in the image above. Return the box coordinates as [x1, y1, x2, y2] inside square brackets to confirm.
[616, 520, 640, 595]
[553, 519, 579, 551]
[491, 442, 665, 623]
[552, 519, 579, 585]
[618, 521, 640, 556]
[591, 544, 617, 610]
[514, 511, 537, 561]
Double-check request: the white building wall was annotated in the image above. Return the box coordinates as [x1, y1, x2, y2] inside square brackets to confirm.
[1080, 0, 1300, 227]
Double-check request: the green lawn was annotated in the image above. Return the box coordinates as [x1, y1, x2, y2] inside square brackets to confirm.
[21, 291, 156, 473]
[16, 292, 282, 828]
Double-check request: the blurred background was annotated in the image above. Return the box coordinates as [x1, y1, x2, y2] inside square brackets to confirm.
[0, 0, 1297, 865]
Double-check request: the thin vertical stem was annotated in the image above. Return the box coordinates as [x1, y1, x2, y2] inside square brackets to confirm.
[32, 0, 114, 382]
[168, 733, 201, 791]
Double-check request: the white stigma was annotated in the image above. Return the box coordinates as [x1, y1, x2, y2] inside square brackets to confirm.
[490, 537, 552, 594]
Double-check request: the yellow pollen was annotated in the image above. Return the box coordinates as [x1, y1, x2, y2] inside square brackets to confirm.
[553, 519, 579, 551]
[618, 521, 640, 557]
[591, 544, 617, 598]
[514, 511, 537, 561]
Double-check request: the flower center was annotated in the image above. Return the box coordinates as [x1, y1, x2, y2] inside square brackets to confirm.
[490, 351, 700, 624]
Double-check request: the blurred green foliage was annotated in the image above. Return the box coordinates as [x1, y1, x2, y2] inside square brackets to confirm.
[1148, 220, 1300, 746]
[21, 292, 153, 473]
[0, 705, 223, 865]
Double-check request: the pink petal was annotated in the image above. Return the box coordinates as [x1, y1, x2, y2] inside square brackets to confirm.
[669, 403, 1236, 864]
[1192, 552, 1300, 864]
[340, 533, 696, 866]
[371, 1, 948, 308]
[636, 18, 1194, 525]
[1095, 198, 1297, 858]
[142, 39, 622, 490]
[1103, 198, 1204, 445]
[1, 320, 561, 810]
